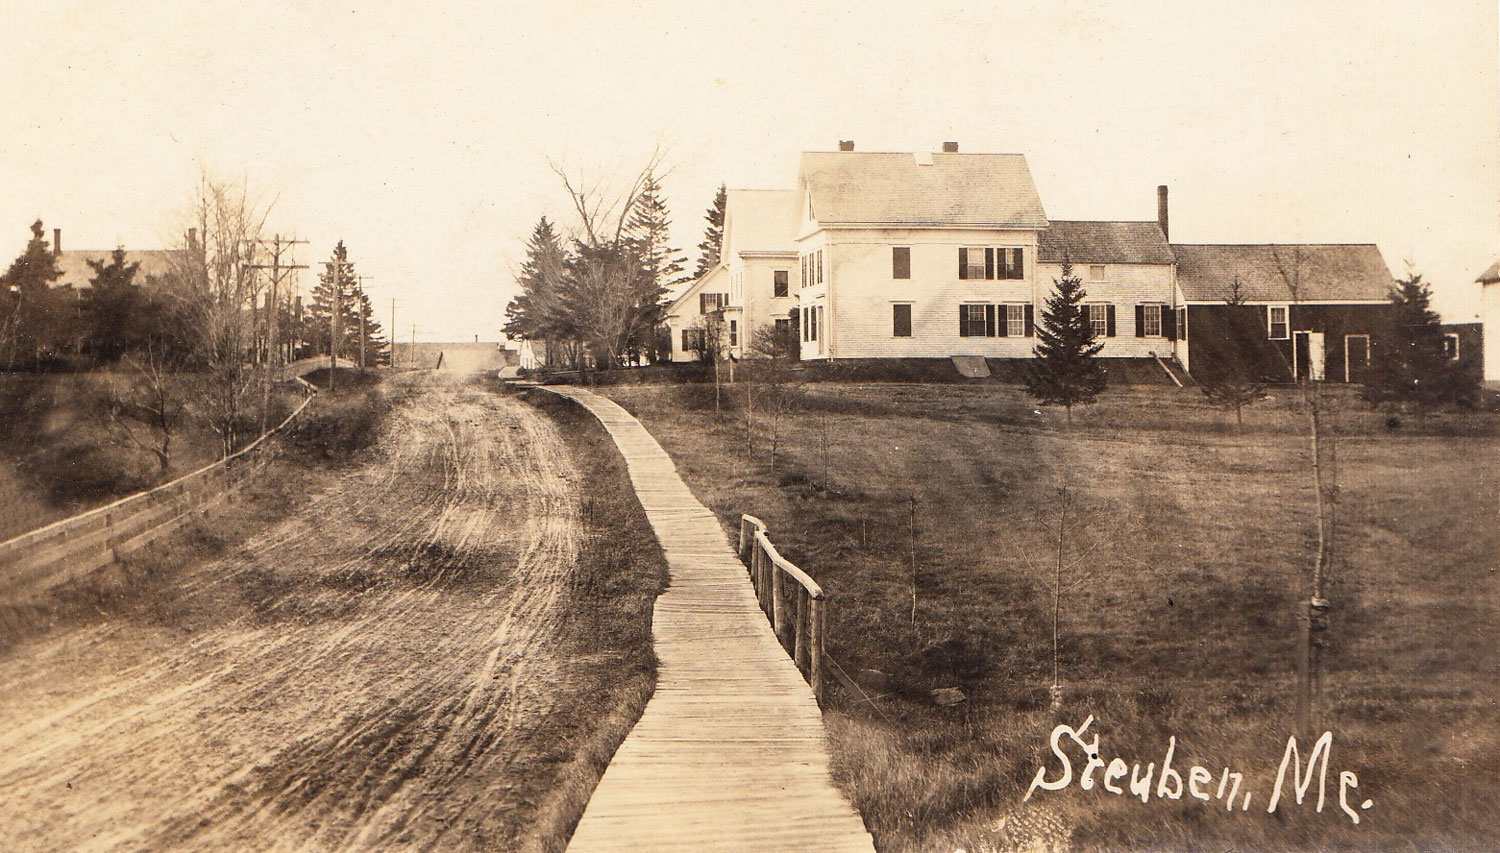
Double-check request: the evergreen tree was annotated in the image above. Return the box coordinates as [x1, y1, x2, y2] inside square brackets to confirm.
[1363, 273, 1475, 412]
[304, 241, 363, 359]
[350, 286, 390, 366]
[627, 174, 690, 290]
[81, 248, 144, 362]
[693, 183, 726, 279]
[504, 217, 576, 364]
[1025, 260, 1107, 423]
[1198, 277, 1269, 428]
[0, 220, 66, 368]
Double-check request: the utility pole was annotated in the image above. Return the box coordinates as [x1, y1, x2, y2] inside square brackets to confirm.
[355, 274, 376, 369]
[245, 235, 308, 433]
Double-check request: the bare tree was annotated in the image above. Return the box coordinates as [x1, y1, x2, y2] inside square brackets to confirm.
[1021, 484, 1099, 711]
[1272, 246, 1339, 734]
[94, 342, 186, 472]
[165, 171, 273, 457]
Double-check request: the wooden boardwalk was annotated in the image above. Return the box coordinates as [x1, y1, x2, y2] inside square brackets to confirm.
[544, 386, 875, 852]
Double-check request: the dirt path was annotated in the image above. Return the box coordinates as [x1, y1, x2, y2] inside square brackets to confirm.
[0, 374, 594, 852]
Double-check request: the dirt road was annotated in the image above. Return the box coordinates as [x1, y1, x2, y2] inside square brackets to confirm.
[0, 374, 610, 851]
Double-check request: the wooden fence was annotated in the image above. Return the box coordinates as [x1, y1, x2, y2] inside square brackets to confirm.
[738, 513, 828, 704]
[0, 383, 317, 598]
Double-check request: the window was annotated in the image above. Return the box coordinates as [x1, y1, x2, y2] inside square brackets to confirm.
[800, 255, 807, 289]
[682, 328, 704, 352]
[893, 247, 911, 279]
[815, 249, 824, 285]
[775, 317, 792, 338]
[1001, 248, 1025, 280]
[808, 304, 819, 341]
[1088, 303, 1111, 339]
[801, 307, 808, 341]
[774, 269, 789, 298]
[1089, 264, 1106, 281]
[1176, 306, 1187, 340]
[700, 292, 724, 314]
[892, 303, 912, 337]
[1141, 303, 1162, 337]
[1268, 305, 1289, 339]
[959, 303, 988, 337]
[958, 247, 1025, 280]
[1442, 333, 1461, 360]
[729, 320, 738, 348]
[816, 306, 825, 350]
[1005, 303, 1027, 337]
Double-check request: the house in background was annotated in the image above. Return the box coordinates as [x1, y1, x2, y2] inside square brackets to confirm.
[1173, 243, 1396, 384]
[664, 189, 799, 363]
[663, 264, 729, 362]
[50, 228, 184, 291]
[791, 143, 1048, 361]
[1481, 260, 1500, 388]
[673, 141, 1400, 384]
[1036, 208, 1182, 376]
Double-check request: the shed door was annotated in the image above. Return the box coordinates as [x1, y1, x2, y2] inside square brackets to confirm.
[1294, 331, 1326, 381]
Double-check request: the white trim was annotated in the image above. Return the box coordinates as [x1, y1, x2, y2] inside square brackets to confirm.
[1344, 334, 1370, 382]
[1267, 304, 1290, 339]
[1186, 298, 1388, 306]
[1443, 332, 1461, 360]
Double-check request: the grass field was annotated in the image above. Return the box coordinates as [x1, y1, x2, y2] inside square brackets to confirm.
[598, 380, 1500, 852]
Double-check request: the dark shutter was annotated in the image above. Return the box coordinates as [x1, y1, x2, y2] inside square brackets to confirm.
[1135, 304, 1146, 337]
[1163, 306, 1176, 341]
[1011, 248, 1025, 279]
[958, 248, 968, 280]
[893, 247, 910, 280]
[1106, 304, 1117, 337]
[958, 305, 968, 336]
[893, 304, 911, 337]
[985, 304, 996, 337]
[997, 304, 1009, 337]
[1024, 303, 1035, 336]
[985, 248, 995, 280]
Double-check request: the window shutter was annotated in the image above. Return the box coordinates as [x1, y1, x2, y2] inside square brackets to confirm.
[1024, 303, 1035, 336]
[1163, 307, 1176, 341]
[985, 248, 995, 280]
[997, 304, 1009, 337]
[1135, 304, 1146, 337]
[1011, 248, 1025, 279]
[985, 304, 996, 337]
[958, 305, 968, 336]
[958, 248, 968, 280]
[1106, 304, 1117, 337]
[893, 247, 910, 279]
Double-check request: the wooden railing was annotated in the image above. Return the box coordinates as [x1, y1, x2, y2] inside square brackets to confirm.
[0, 385, 316, 599]
[739, 514, 827, 705]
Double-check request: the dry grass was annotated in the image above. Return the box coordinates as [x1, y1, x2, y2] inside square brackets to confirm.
[599, 381, 1500, 852]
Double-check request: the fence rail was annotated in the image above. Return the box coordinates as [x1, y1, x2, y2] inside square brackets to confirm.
[738, 514, 827, 704]
[0, 385, 317, 598]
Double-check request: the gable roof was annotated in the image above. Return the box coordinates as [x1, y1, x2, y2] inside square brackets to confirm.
[1038, 221, 1174, 265]
[1478, 259, 1500, 283]
[1173, 244, 1394, 303]
[54, 249, 184, 290]
[723, 190, 797, 256]
[664, 264, 727, 317]
[798, 151, 1047, 228]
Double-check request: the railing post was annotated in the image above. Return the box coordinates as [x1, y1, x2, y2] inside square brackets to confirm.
[771, 562, 786, 649]
[809, 596, 825, 705]
[794, 589, 809, 674]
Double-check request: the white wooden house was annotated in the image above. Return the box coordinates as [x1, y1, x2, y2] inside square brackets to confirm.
[1480, 260, 1500, 387]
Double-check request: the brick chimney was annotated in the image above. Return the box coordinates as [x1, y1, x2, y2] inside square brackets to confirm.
[942, 141, 959, 153]
[838, 140, 854, 151]
[1157, 185, 1169, 240]
[53, 228, 61, 256]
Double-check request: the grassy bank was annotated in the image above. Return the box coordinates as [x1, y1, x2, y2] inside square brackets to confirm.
[598, 381, 1499, 852]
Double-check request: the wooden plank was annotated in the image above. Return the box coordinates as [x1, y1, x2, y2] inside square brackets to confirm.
[543, 386, 874, 853]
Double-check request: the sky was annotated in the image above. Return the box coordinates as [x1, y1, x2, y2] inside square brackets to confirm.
[1, 0, 1496, 341]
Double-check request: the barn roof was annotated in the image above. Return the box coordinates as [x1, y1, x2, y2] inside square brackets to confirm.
[1037, 220, 1174, 265]
[1173, 243, 1394, 303]
[1478, 259, 1500, 283]
[723, 190, 797, 256]
[798, 151, 1047, 228]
